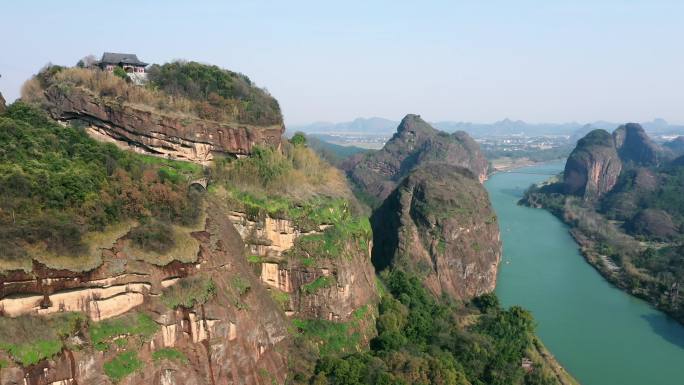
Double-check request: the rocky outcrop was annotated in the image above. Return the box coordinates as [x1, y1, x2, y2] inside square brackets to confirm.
[664, 136, 684, 158]
[371, 164, 501, 300]
[0, 91, 6, 114]
[0, 199, 291, 385]
[41, 86, 284, 164]
[346, 114, 488, 202]
[563, 129, 622, 199]
[613, 123, 665, 166]
[226, 211, 378, 322]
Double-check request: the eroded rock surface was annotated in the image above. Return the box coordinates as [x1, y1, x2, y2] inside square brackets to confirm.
[346, 114, 488, 202]
[563, 129, 622, 199]
[371, 164, 501, 300]
[41, 86, 284, 164]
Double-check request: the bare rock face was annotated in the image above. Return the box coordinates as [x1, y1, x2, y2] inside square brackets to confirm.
[41, 86, 284, 164]
[346, 114, 488, 203]
[370, 164, 501, 300]
[0, 199, 290, 385]
[0, 91, 6, 114]
[563, 129, 622, 199]
[613, 123, 665, 166]
[227, 211, 378, 322]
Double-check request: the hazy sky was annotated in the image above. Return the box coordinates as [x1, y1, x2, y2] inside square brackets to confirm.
[1, 0, 683, 125]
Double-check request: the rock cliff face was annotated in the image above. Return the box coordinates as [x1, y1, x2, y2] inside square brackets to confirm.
[664, 136, 684, 158]
[370, 164, 501, 300]
[41, 85, 284, 164]
[346, 114, 488, 202]
[613, 123, 665, 166]
[0, 199, 291, 385]
[563, 129, 622, 199]
[227, 211, 378, 322]
[0, 91, 6, 114]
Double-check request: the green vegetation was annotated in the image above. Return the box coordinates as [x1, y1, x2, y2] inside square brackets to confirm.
[231, 276, 251, 296]
[0, 103, 203, 269]
[129, 220, 175, 253]
[290, 132, 307, 147]
[521, 159, 684, 324]
[292, 318, 363, 358]
[306, 135, 371, 168]
[288, 217, 371, 262]
[147, 61, 281, 125]
[292, 270, 557, 385]
[112, 66, 129, 80]
[90, 313, 159, 351]
[161, 277, 217, 309]
[270, 289, 291, 309]
[302, 276, 333, 295]
[152, 348, 189, 364]
[104, 351, 143, 382]
[0, 312, 84, 365]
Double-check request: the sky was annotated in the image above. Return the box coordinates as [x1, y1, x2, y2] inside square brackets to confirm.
[1, 0, 683, 126]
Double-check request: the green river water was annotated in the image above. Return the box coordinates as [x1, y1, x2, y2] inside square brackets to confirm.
[485, 161, 684, 385]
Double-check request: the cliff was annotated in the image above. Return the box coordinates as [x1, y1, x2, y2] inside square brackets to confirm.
[0, 198, 291, 385]
[664, 136, 684, 158]
[563, 129, 622, 199]
[612, 123, 665, 166]
[371, 163, 501, 300]
[23, 66, 284, 164]
[346, 114, 488, 203]
[0, 91, 6, 114]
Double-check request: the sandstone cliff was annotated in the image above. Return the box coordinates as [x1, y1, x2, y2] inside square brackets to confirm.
[563, 129, 622, 199]
[0, 198, 291, 385]
[612, 123, 665, 166]
[370, 164, 501, 300]
[346, 114, 488, 203]
[41, 86, 283, 164]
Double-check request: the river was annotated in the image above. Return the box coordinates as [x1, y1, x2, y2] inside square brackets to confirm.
[485, 160, 684, 385]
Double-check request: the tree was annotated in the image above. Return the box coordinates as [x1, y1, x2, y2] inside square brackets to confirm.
[76, 54, 98, 68]
[291, 132, 307, 147]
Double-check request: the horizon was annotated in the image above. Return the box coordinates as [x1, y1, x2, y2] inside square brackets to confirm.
[2, 1, 683, 126]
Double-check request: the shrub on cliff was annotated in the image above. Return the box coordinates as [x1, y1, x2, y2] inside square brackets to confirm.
[147, 61, 282, 125]
[0, 103, 202, 266]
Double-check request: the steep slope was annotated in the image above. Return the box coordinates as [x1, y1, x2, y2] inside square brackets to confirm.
[563, 129, 622, 199]
[0, 91, 5, 113]
[664, 136, 684, 157]
[22, 65, 284, 164]
[371, 163, 501, 299]
[612, 123, 666, 166]
[346, 114, 488, 203]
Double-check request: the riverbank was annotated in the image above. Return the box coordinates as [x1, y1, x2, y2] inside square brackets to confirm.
[488, 156, 565, 175]
[488, 162, 684, 385]
[521, 186, 684, 326]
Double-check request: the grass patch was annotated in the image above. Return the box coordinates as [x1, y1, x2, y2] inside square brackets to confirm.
[104, 351, 143, 382]
[123, 224, 200, 266]
[231, 276, 251, 296]
[292, 319, 361, 356]
[0, 312, 85, 365]
[286, 217, 371, 262]
[270, 289, 290, 309]
[90, 313, 159, 351]
[247, 254, 263, 264]
[161, 277, 217, 309]
[302, 276, 333, 295]
[152, 348, 189, 364]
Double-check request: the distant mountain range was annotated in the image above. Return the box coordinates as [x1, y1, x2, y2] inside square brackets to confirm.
[289, 117, 684, 138]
